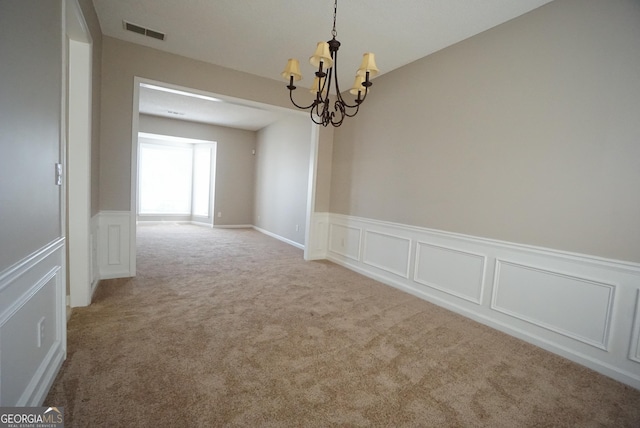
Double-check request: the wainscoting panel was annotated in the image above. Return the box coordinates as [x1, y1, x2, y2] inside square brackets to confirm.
[107, 224, 122, 265]
[363, 231, 411, 278]
[0, 239, 66, 406]
[492, 260, 614, 350]
[323, 213, 640, 389]
[328, 223, 362, 261]
[98, 211, 132, 279]
[414, 242, 486, 304]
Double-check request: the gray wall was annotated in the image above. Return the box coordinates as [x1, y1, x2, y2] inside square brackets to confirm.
[138, 115, 257, 226]
[314, 126, 334, 213]
[0, 0, 67, 405]
[0, 0, 63, 269]
[330, 0, 640, 263]
[254, 115, 313, 244]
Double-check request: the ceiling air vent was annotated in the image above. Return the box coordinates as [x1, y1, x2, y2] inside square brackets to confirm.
[123, 20, 165, 41]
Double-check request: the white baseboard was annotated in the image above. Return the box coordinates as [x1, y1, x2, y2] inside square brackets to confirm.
[321, 213, 640, 390]
[253, 226, 305, 250]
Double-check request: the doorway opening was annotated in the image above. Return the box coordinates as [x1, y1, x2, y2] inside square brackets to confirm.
[129, 78, 320, 277]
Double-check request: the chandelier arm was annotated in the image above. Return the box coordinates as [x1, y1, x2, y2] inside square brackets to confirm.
[358, 87, 369, 103]
[342, 103, 360, 118]
[311, 96, 328, 125]
[331, 102, 346, 127]
[335, 88, 362, 110]
[332, 52, 367, 110]
[288, 89, 316, 110]
[320, 65, 333, 105]
[310, 110, 323, 125]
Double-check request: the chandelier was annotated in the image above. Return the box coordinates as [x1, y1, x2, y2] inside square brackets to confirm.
[281, 0, 378, 127]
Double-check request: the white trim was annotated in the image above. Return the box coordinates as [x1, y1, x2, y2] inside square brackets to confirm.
[330, 213, 640, 273]
[303, 124, 320, 260]
[67, 36, 93, 307]
[0, 239, 65, 290]
[630, 289, 640, 364]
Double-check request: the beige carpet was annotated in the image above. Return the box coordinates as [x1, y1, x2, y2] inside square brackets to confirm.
[46, 223, 640, 427]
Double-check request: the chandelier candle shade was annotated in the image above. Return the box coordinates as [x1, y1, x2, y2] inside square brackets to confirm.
[281, 0, 378, 127]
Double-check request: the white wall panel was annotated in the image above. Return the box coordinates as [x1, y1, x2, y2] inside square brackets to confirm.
[306, 212, 329, 260]
[107, 224, 122, 265]
[414, 242, 486, 304]
[98, 211, 132, 279]
[492, 260, 615, 350]
[363, 231, 411, 278]
[328, 223, 361, 261]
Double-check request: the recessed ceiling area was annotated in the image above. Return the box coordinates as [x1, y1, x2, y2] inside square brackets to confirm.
[138, 84, 287, 131]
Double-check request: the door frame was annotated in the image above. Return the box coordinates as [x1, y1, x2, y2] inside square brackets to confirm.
[65, 0, 93, 307]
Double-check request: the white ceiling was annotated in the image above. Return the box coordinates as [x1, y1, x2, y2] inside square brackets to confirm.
[94, 0, 555, 130]
[137, 83, 287, 131]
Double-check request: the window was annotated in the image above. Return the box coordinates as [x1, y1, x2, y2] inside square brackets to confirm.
[138, 137, 215, 220]
[192, 145, 212, 217]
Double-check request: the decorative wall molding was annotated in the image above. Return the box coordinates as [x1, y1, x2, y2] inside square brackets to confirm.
[90, 214, 99, 293]
[328, 223, 362, 261]
[0, 240, 65, 405]
[97, 211, 133, 279]
[363, 230, 411, 279]
[630, 289, 640, 364]
[322, 213, 640, 390]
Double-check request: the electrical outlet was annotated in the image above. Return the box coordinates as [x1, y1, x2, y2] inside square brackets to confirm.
[295, 224, 299, 232]
[37, 317, 45, 348]
[217, 212, 222, 218]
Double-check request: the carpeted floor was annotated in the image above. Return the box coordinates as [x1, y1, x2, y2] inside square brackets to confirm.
[46, 223, 640, 427]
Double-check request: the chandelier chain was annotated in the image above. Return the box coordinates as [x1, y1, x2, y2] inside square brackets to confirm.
[332, 0, 338, 38]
